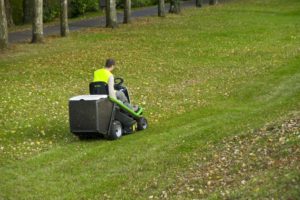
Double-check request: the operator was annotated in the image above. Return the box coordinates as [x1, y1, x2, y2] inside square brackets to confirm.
[93, 58, 137, 111]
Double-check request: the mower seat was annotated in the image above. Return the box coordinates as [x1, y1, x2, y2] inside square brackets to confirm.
[89, 82, 108, 95]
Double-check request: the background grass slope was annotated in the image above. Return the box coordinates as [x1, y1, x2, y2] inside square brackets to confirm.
[0, 0, 300, 199]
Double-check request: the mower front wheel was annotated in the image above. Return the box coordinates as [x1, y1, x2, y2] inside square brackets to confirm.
[137, 117, 148, 131]
[107, 120, 123, 140]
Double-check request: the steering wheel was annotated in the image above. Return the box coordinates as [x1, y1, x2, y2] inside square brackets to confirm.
[114, 77, 124, 87]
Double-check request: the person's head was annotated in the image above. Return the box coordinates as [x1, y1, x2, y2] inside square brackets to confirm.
[105, 58, 116, 71]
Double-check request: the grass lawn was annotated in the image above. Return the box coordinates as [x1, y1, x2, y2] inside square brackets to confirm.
[0, 0, 300, 199]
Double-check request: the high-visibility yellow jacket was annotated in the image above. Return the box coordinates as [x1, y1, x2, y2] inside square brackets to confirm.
[93, 68, 116, 98]
[93, 68, 113, 83]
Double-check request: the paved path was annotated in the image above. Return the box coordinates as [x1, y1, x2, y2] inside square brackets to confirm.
[9, 0, 212, 43]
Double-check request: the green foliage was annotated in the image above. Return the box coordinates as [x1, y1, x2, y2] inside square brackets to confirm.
[70, 0, 98, 17]
[10, 0, 23, 25]
[116, 0, 159, 9]
[129, 0, 157, 8]
[10, 0, 61, 24]
[43, 5, 59, 22]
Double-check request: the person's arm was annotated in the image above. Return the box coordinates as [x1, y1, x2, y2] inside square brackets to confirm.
[108, 75, 116, 99]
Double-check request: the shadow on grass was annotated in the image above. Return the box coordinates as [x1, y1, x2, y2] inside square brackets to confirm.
[74, 132, 105, 141]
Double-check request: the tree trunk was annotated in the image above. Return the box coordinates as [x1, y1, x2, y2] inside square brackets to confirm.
[4, 0, 13, 27]
[169, 0, 180, 14]
[60, 0, 69, 37]
[209, 0, 218, 5]
[196, 0, 202, 7]
[105, 0, 117, 28]
[32, 0, 43, 43]
[158, 0, 165, 17]
[123, 0, 131, 23]
[0, 0, 8, 49]
[23, 0, 33, 24]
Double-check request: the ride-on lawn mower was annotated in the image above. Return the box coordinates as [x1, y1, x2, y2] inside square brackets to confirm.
[69, 78, 148, 140]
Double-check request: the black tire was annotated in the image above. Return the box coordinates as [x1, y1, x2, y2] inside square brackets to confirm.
[137, 117, 148, 131]
[107, 120, 123, 140]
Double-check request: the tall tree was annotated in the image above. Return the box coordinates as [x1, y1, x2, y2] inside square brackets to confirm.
[209, 0, 218, 5]
[169, 0, 180, 14]
[196, 0, 203, 7]
[123, 0, 131, 23]
[158, 0, 165, 17]
[23, 0, 33, 24]
[32, 0, 43, 43]
[60, 0, 69, 36]
[0, 0, 8, 49]
[105, 0, 117, 28]
[4, 0, 13, 27]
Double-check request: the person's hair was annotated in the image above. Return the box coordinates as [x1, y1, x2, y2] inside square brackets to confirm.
[105, 58, 115, 68]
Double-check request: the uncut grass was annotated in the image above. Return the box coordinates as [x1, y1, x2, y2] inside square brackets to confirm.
[0, 0, 300, 199]
[165, 114, 300, 199]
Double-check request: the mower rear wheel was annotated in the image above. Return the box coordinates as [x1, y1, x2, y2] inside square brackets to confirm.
[137, 117, 148, 131]
[107, 120, 123, 140]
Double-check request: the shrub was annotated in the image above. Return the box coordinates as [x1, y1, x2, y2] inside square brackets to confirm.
[116, 0, 158, 8]
[70, 0, 98, 17]
[11, 0, 23, 25]
[43, 5, 59, 22]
